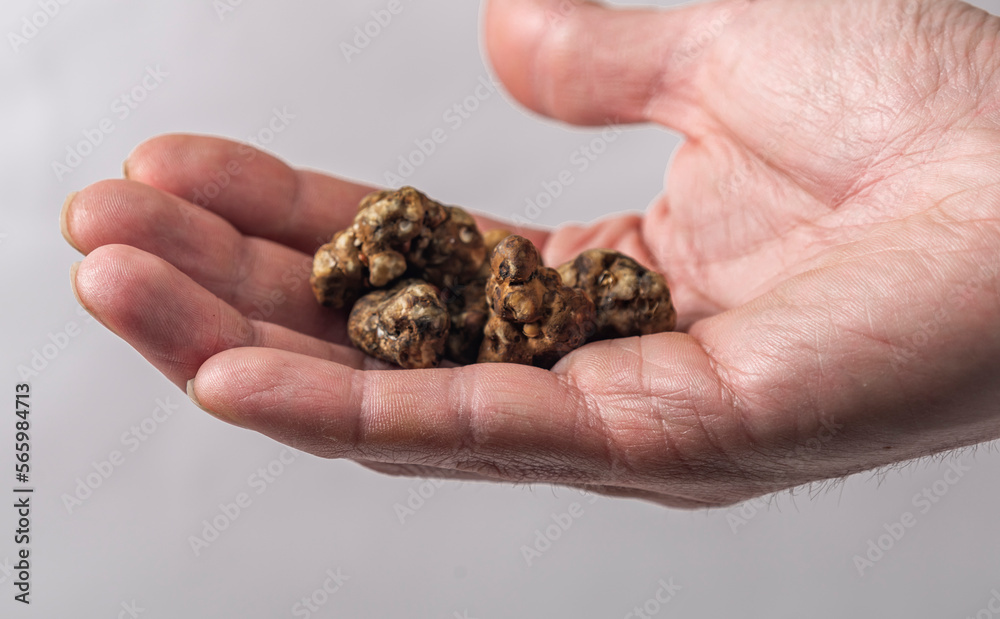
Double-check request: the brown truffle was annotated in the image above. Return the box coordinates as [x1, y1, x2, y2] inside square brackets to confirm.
[352, 187, 431, 287]
[314, 189, 678, 372]
[348, 279, 450, 369]
[310, 228, 367, 309]
[441, 229, 511, 365]
[441, 279, 489, 365]
[558, 249, 676, 339]
[478, 228, 513, 275]
[310, 187, 487, 308]
[478, 235, 596, 368]
[407, 204, 487, 291]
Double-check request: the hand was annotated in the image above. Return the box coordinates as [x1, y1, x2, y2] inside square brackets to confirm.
[63, 0, 1000, 507]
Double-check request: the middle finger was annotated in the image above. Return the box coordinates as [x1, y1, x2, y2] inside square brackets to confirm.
[63, 178, 348, 344]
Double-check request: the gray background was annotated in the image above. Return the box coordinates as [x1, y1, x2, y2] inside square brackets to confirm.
[2, 0, 1000, 617]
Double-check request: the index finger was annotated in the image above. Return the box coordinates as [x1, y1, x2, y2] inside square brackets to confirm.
[124, 133, 551, 254]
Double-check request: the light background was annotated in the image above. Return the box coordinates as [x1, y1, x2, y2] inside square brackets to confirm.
[2, 0, 1000, 617]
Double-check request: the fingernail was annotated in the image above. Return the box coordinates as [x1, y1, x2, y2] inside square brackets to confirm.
[69, 261, 82, 305]
[187, 379, 234, 424]
[186, 379, 212, 414]
[122, 159, 130, 179]
[60, 191, 82, 253]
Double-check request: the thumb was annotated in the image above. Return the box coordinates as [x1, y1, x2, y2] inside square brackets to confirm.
[484, 0, 742, 128]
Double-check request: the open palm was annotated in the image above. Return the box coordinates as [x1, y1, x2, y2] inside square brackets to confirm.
[64, 0, 1000, 507]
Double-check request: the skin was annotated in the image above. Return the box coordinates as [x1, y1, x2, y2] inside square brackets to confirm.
[62, 0, 1000, 507]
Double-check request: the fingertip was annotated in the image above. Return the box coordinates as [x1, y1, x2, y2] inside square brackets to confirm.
[186, 375, 240, 426]
[71, 247, 132, 341]
[192, 347, 360, 450]
[122, 133, 185, 186]
[60, 191, 82, 254]
[123, 133, 276, 199]
[187, 349, 246, 426]
[483, 0, 553, 117]
[186, 378, 211, 414]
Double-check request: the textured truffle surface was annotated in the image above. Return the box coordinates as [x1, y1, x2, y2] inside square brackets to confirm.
[310, 228, 367, 310]
[478, 235, 596, 368]
[348, 279, 450, 369]
[558, 249, 676, 339]
[310, 186, 486, 308]
[441, 228, 510, 365]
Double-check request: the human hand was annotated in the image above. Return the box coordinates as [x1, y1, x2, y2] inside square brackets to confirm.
[63, 0, 1000, 507]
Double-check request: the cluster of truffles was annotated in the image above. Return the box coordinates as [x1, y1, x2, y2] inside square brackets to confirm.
[310, 187, 677, 369]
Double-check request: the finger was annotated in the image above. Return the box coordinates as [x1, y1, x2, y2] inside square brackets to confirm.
[189, 347, 604, 474]
[187, 339, 754, 504]
[124, 133, 551, 253]
[63, 179, 347, 344]
[539, 211, 660, 269]
[71, 244, 377, 390]
[484, 0, 742, 128]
